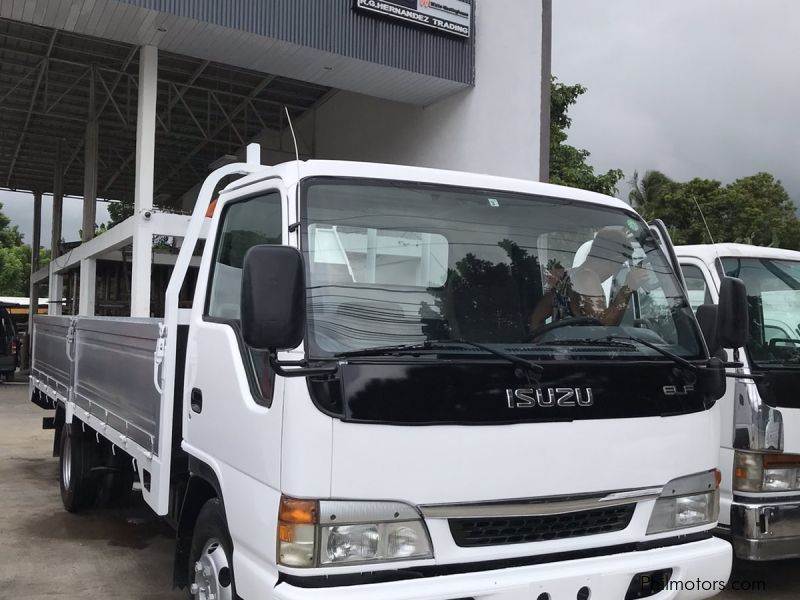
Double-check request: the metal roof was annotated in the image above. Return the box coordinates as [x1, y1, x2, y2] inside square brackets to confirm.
[0, 17, 331, 206]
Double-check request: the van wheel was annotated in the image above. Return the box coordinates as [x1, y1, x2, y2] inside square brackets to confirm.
[59, 422, 99, 512]
[4, 370, 14, 382]
[189, 498, 237, 600]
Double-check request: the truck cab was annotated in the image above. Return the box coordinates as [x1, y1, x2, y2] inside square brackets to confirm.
[31, 156, 741, 599]
[678, 243, 800, 560]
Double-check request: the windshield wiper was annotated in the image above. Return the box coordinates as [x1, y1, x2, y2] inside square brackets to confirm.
[336, 339, 544, 374]
[605, 335, 697, 371]
[545, 335, 697, 371]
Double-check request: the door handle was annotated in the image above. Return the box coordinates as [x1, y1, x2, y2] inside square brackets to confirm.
[190, 388, 203, 413]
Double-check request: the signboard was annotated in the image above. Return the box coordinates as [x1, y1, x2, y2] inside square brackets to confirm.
[354, 0, 472, 38]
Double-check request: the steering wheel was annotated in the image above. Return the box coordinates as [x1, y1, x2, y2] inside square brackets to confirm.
[528, 316, 604, 342]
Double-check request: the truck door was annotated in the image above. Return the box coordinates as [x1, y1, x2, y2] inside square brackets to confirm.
[182, 182, 288, 557]
[678, 257, 736, 526]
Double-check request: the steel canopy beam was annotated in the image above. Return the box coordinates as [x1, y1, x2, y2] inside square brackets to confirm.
[5, 30, 57, 187]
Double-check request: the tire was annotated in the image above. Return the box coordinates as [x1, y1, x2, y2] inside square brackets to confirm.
[4, 370, 14, 382]
[188, 498, 237, 600]
[59, 422, 100, 512]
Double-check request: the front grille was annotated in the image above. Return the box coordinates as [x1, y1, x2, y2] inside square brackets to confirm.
[449, 504, 636, 547]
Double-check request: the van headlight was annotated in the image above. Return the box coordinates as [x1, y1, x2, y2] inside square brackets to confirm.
[734, 451, 800, 492]
[278, 496, 433, 567]
[646, 470, 720, 534]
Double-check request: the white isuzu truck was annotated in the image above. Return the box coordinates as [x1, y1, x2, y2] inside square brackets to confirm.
[678, 243, 800, 560]
[31, 150, 745, 600]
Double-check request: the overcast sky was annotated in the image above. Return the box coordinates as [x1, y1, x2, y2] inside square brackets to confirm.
[0, 191, 110, 246]
[552, 0, 800, 203]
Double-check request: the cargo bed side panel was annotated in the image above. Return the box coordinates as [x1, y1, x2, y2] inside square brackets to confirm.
[31, 315, 73, 402]
[73, 318, 163, 454]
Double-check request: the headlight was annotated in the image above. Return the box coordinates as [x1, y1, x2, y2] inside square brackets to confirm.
[278, 496, 433, 567]
[735, 451, 800, 492]
[646, 470, 720, 534]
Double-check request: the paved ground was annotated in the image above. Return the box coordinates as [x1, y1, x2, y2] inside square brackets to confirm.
[2, 379, 799, 599]
[0, 379, 183, 600]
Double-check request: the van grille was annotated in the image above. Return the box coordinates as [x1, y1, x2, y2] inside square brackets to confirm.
[449, 504, 636, 547]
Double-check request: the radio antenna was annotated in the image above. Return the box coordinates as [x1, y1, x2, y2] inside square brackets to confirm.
[284, 106, 302, 187]
[692, 196, 724, 274]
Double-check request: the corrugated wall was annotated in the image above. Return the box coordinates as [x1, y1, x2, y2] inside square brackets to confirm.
[119, 0, 475, 84]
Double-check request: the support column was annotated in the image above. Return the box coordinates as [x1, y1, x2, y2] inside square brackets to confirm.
[26, 190, 42, 369]
[79, 259, 96, 316]
[131, 45, 158, 317]
[50, 139, 63, 315]
[539, 0, 552, 182]
[82, 66, 98, 242]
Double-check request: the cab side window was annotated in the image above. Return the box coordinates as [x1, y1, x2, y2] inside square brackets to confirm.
[680, 264, 712, 311]
[207, 193, 282, 319]
[206, 192, 282, 402]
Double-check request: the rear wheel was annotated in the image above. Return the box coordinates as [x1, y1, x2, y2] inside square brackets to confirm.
[3, 370, 14, 382]
[188, 498, 236, 600]
[59, 422, 100, 512]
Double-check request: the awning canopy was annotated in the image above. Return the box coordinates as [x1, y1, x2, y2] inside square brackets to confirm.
[0, 17, 331, 206]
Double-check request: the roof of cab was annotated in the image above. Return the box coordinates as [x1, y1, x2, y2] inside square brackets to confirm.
[223, 159, 635, 212]
[676, 243, 800, 262]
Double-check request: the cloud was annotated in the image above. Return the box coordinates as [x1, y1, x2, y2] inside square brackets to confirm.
[553, 0, 800, 202]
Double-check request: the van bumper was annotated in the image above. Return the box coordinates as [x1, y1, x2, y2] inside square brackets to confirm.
[274, 537, 731, 600]
[731, 499, 800, 560]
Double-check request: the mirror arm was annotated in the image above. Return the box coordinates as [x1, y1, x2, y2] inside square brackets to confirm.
[269, 352, 338, 377]
[703, 359, 764, 380]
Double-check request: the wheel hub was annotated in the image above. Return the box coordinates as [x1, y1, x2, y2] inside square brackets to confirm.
[191, 538, 232, 600]
[62, 434, 71, 489]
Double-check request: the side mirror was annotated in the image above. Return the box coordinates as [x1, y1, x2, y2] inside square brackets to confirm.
[695, 303, 720, 356]
[717, 276, 748, 350]
[241, 245, 306, 351]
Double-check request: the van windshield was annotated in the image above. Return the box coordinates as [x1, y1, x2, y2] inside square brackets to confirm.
[300, 179, 702, 360]
[723, 256, 800, 366]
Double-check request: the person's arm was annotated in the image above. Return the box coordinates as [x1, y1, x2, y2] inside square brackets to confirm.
[529, 290, 555, 330]
[572, 268, 646, 326]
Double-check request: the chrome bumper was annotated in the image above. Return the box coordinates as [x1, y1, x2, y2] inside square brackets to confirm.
[730, 499, 800, 560]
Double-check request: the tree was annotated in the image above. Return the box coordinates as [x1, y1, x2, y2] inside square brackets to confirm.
[0, 202, 23, 248]
[108, 199, 134, 226]
[550, 77, 624, 196]
[628, 170, 673, 211]
[638, 171, 800, 249]
[0, 199, 51, 296]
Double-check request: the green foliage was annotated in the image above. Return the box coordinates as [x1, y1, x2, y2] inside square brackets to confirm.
[0, 202, 23, 248]
[637, 171, 800, 249]
[108, 199, 134, 226]
[550, 78, 624, 196]
[628, 170, 674, 211]
[0, 200, 51, 296]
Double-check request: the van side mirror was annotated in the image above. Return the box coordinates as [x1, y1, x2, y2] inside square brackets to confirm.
[241, 245, 305, 351]
[717, 276, 748, 350]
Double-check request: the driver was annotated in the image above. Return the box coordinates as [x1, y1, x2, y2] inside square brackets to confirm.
[529, 227, 651, 330]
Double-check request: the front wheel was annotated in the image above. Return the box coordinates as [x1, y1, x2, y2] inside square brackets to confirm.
[189, 498, 236, 600]
[59, 422, 99, 512]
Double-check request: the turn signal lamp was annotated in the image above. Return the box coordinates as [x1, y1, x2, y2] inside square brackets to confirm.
[276, 495, 433, 568]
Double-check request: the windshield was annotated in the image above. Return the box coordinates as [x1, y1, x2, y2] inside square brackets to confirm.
[301, 179, 702, 360]
[723, 257, 800, 365]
